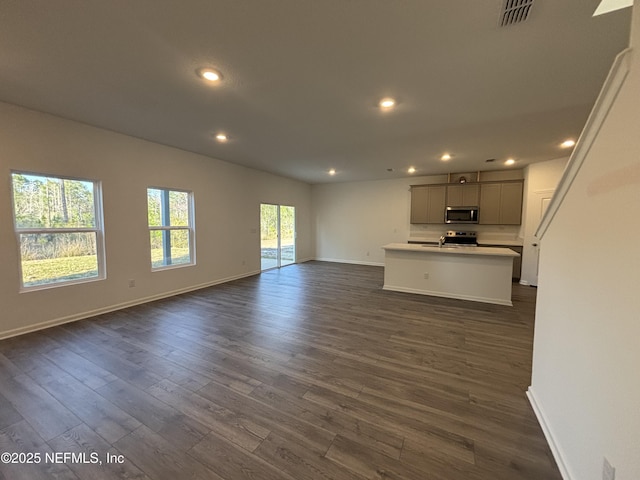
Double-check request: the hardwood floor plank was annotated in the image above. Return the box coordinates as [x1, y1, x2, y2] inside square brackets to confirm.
[163, 349, 262, 395]
[249, 382, 405, 460]
[0, 420, 78, 480]
[50, 328, 161, 389]
[0, 262, 562, 479]
[253, 431, 366, 480]
[60, 322, 210, 392]
[306, 390, 476, 466]
[113, 425, 224, 480]
[146, 379, 268, 452]
[325, 434, 435, 480]
[42, 347, 118, 390]
[94, 379, 210, 449]
[23, 355, 141, 444]
[196, 379, 336, 453]
[0, 353, 23, 381]
[190, 431, 298, 480]
[0, 393, 22, 430]
[48, 423, 149, 480]
[0, 374, 81, 441]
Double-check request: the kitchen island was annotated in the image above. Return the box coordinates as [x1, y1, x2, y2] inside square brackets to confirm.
[382, 243, 520, 306]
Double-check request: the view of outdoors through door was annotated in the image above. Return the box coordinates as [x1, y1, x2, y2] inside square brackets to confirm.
[260, 204, 295, 271]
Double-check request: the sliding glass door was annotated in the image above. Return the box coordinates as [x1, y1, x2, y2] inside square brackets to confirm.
[279, 206, 295, 267]
[260, 204, 296, 271]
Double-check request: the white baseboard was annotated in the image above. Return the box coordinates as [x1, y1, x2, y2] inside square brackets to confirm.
[383, 284, 513, 306]
[0, 270, 261, 340]
[297, 256, 315, 264]
[526, 386, 573, 480]
[314, 257, 384, 267]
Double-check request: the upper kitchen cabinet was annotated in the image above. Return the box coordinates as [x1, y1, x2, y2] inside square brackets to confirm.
[410, 185, 446, 224]
[446, 184, 480, 206]
[479, 181, 523, 225]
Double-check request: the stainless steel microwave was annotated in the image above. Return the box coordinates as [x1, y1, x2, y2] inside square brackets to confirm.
[445, 206, 479, 224]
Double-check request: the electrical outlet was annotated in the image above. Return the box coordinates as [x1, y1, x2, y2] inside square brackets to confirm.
[128, 279, 136, 288]
[423, 273, 429, 279]
[603, 457, 615, 480]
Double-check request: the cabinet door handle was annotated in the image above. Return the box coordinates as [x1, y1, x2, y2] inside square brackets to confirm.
[532, 243, 538, 247]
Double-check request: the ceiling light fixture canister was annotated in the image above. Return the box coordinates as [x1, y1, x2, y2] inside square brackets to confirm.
[197, 68, 223, 82]
[379, 98, 396, 109]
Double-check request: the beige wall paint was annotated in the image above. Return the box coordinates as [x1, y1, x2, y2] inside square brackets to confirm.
[530, 4, 640, 479]
[0, 102, 312, 337]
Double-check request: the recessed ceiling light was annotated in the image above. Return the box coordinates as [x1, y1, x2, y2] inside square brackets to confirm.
[215, 133, 228, 142]
[505, 158, 516, 166]
[328, 169, 336, 176]
[197, 68, 222, 82]
[560, 139, 576, 148]
[408, 167, 416, 174]
[441, 154, 451, 161]
[379, 98, 396, 109]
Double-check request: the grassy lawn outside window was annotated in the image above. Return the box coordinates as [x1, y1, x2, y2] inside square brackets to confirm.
[11, 172, 105, 290]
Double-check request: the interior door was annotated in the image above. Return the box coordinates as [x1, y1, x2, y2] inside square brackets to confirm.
[529, 190, 554, 286]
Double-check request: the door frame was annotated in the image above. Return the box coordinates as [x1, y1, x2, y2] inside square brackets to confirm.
[526, 189, 555, 286]
[260, 203, 296, 271]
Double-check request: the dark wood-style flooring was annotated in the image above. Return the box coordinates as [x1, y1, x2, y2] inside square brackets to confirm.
[0, 261, 561, 480]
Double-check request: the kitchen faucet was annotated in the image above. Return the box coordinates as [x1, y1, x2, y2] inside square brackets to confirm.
[438, 234, 445, 248]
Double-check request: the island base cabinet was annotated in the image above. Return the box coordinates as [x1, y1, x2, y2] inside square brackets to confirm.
[383, 245, 517, 306]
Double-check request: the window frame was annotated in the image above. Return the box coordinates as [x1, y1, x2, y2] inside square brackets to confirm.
[10, 170, 106, 292]
[147, 186, 195, 271]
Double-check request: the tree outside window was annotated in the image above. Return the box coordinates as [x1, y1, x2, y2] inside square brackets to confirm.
[11, 172, 105, 290]
[147, 188, 194, 269]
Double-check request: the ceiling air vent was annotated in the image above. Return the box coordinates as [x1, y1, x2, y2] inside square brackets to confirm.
[500, 0, 534, 27]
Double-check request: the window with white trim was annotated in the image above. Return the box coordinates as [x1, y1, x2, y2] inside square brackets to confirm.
[147, 187, 194, 269]
[11, 171, 105, 290]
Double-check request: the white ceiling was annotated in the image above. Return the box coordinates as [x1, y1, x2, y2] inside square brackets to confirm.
[0, 1, 631, 184]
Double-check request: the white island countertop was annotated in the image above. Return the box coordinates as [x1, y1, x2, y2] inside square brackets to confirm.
[383, 243, 520, 257]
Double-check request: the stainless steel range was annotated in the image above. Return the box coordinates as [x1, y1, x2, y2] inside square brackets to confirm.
[441, 231, 478, 246]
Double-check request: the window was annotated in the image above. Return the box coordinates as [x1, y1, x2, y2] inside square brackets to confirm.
[11, 172, 105, 290]
[147, 188, 194, 269]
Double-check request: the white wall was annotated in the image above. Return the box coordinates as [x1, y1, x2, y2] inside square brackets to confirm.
[530, 5, 640, 479]
[312, 177, 419, 266]
[0, 102, 312, 338]
[520, 157, 569, 285]
[312, 169, 551, 268]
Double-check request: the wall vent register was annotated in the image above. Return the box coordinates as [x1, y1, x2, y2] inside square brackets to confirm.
[500, 0, 534, 27]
